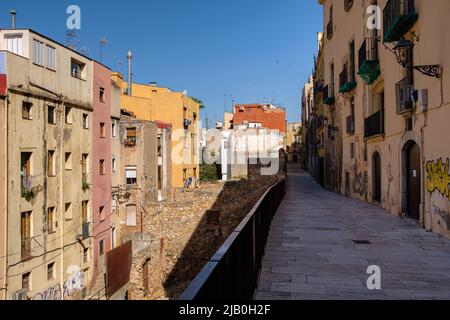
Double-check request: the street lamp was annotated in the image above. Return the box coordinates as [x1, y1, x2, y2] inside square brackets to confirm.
[392, 38, 441, 78]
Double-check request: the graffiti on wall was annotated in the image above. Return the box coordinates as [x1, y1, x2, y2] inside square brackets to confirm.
[353, 162, 368, 199]
[426, 158, 450, 201]
[433, 205, 450, 231]
[33, 267, 83, 300]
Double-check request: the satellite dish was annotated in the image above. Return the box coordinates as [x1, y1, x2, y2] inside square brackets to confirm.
[183, 90, 188, 96]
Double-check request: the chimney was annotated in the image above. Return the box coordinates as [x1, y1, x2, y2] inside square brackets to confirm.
[127, 50, 133, 96]
[10, 10, 17, 29]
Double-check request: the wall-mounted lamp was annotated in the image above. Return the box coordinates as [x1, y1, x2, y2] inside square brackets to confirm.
[392, 38, 441, 78]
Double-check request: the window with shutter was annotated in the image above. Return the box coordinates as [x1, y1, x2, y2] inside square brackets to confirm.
[126, 205, 137, 226]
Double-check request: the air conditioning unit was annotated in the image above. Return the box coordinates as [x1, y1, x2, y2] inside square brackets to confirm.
[418, 89, 428, 112]
[12, 289, 28, 300]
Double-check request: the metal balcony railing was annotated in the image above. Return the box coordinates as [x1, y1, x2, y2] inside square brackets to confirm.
[383, 0, 418, 42]
[323, 83, 335, 105]
[396, 77, 414, 114]
[358, 38, 380, 85]
[364, 110, 384, 138]
[179, 180, 286, 300]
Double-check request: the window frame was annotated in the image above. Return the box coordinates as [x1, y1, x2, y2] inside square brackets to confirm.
[47, 106, 56, 125]
[32, 39, 44, 66]
[46, 45, 56, 71]
[22, 101, 33, 120]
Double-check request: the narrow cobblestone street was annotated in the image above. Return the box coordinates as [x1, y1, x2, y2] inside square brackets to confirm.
[255, 165, 450, 300]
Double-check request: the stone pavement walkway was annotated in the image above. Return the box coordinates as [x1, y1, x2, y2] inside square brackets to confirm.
[255, 165, 450, 300]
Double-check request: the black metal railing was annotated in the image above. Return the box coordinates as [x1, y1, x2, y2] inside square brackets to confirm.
[364, 110, 384, 138]
[179, 180, 286, 300]
[323, 83, 335, 100]
[346, 115, 355, 134]
[327, 20, 333, 40]
[358, 38, 378, 69]
[383, 0, 416, 40]
[396, 77, 414, 113]
[344, 0, 354, 12]
[339, 68, 348, 89]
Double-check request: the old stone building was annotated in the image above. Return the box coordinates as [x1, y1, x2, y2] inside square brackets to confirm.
[315, 0, 450, 238]
[111, 72, 200, 189]
[118, 112, 172, 242]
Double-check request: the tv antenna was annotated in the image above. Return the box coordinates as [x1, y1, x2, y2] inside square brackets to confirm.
[100, 38, 109, 62]
[66, 30, 78, 51]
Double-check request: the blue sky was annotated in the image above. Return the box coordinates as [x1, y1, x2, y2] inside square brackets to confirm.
[0, 0, 322, 123]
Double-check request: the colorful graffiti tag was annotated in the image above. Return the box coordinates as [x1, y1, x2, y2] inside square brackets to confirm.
[426, 158, 450, 201]
[33, 267, 83, 300]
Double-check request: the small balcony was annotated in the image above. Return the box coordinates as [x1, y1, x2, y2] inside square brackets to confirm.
[124, 136, 137, 148]
[396, 77, 414, 114]
[358, 38, 381, 85]
[339, 66, 357, 94]
[326, 20, 333, 40]
[346, 115, 355, 134]
[323, 84, 335, 106]
[364, 110, 384, 139]
[383, 0, 418, 43]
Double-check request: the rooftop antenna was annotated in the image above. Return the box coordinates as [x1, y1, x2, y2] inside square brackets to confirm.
[10, 9, 17, 29]
[100, 38, 109, 63]
[66, 30, 78, 51]
[80, 46, 89, 55]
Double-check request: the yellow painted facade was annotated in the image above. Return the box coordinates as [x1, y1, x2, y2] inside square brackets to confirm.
[111, 73, 200, 188]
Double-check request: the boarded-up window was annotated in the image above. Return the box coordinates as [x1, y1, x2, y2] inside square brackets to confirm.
[21, 211, 32, 260]
[126, 205, 137, 226]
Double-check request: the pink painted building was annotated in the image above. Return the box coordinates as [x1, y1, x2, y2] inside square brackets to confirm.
[92, 61, 113, 282]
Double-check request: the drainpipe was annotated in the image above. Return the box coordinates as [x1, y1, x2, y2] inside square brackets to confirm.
[3, 95, 9, 298]
[421, 121, 428, 231]
[60, 101, 65, 298]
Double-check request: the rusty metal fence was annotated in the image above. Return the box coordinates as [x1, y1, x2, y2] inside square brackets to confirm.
[106, 241, 132, 299]
[179, 179, 286, 300]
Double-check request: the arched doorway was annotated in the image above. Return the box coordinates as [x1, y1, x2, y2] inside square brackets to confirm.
[372, 151, 381, 203]
[403, 141, 421, 221]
